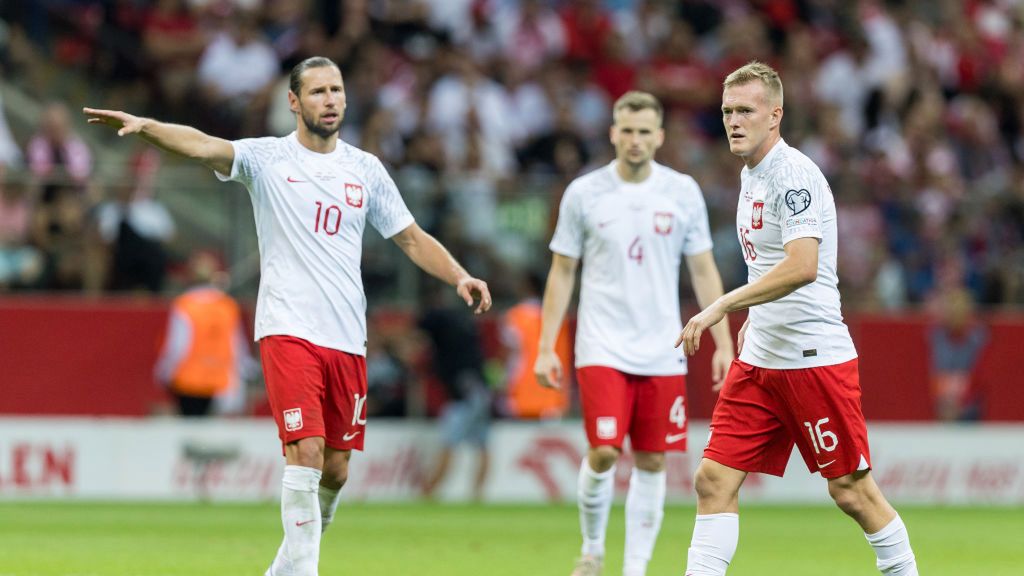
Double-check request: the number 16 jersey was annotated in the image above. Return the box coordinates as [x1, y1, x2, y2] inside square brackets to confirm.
[550, 161, 713, 375]
[216, 132, 415, 356]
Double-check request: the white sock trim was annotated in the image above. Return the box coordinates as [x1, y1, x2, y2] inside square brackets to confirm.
[282, 465, 322, 492]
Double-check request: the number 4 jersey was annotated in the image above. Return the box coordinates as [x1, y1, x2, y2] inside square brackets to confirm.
[550, 161, 713, 375]
[736, 139, 857, 369]
[216, 132, 414, 356]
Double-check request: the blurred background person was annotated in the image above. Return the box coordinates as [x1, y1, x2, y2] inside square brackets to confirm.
[154, 250, 256, 417]
[417, 282, 492, 502]
[928, 286, 988, 421]
[500, 268, 572, 420]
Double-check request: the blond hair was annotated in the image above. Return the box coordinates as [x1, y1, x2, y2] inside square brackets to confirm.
[723, 61, 783, 107]
[612, 91, 663, 124]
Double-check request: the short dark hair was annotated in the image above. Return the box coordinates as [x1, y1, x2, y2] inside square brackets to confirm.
[289, 56, 341, 95]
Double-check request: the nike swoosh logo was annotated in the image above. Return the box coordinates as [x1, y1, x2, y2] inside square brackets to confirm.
[286, 176, 308, 183]
[296, 519, 316, 527]
[817, 459, 837, 469]
[665, 433, 686, 444]
[342, 431, 361, 441]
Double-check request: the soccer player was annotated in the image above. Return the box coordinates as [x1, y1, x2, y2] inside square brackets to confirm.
[677, 61, 918, 575]
[84, 56, 491, 576]
[535, 91, 735, 576]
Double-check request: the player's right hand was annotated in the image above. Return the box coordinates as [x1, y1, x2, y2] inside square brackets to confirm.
[534, 350, 563, 389]
[82, 107, 146, 137]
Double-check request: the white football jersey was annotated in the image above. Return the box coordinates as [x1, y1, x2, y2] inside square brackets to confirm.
[735, 139, 857, 369]
[550, 161, 713, 375]
[217, 133, 414, 355]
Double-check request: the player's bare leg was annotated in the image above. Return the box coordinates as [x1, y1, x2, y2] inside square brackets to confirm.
[267, 437, 325, 576]
[623, 451, 667, 576]
[573, 445, 619, 575]
[828, 471, 918, 575]
[471, 447, 490, 502]
[685, 458, 746, 576]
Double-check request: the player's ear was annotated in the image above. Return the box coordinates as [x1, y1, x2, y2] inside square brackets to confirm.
[288, 90, 299, 114]
[770, 106, 783, 130]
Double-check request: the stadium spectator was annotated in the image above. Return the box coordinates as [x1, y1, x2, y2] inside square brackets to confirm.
[0, 177, 43, 290]
[140, 0, 206, 119]
[93, 155, 176, 293]
[417, 283, 492, 502]
[536, 91, 733, 576]
[83, 55, 491, 576]
[27, 102, 92, 190]
[678, 61, 919, 576]
[29, 183, 87, 290]
[196, 8, 279, 137]
[928, 286, 988, 421]
[154, 250, 256, 416]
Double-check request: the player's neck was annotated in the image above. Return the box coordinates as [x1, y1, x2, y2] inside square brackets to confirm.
[296, 128, 339, 154]
[615, 159, 652, 183]
[743, 132, 782, 170]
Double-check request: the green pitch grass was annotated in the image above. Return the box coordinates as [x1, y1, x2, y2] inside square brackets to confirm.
[0, 502, 1020, 575]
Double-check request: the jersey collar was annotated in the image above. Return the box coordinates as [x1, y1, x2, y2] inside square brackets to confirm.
[745, 138, 787, 177]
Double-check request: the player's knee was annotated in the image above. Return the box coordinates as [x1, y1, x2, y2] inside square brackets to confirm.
[633, 451, 665, 472]
[693, 463, 736, 503]
[288, 438, 325, 468]
[589, 446, 620, 472]
[828, 476, 868, 517]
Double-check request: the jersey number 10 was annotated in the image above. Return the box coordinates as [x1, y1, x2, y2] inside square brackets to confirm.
[314, 201, 343, 236]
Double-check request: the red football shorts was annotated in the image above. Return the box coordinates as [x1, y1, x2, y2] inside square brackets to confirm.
[260, 335, 368, 452]
[704, 359, 871, 479]
[577, 366, 688, 452]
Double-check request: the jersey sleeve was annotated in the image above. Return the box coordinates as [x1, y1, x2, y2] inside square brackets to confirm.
[214, 137, 277, 188]
[548, 182, 584, 258]
[681, 176, 714, 256]
[773, 161, 826, 245]
[366, 155, 415, 239]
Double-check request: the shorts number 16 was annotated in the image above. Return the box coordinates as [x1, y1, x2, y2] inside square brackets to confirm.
[804, 417, 838, 454]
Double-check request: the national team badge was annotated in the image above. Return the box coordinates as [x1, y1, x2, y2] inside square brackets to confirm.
[596, 417, 617, 439]
[654, 212, 673, 235]
[752, 201, 764, 229]
[283, 408, 303, 431]
[344, 183, 364, 208]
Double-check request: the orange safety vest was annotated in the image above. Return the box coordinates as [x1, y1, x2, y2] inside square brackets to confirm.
[504, 300, 572, 419]
[169, 288, 241, 397]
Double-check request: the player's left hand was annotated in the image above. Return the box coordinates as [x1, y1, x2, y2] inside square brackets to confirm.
[457, 277, 491, 314]
[676, 301, 727, 357]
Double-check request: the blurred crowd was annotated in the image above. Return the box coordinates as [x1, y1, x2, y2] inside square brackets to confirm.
[0, 0, 1022, 311]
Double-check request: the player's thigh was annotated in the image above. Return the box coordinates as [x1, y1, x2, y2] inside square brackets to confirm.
[771, 359, 871, 478]
[321, 348, 368, 451]
[260, 335, 328, 445]
[629, 373, 687, 452]
[577, 366, 634, 449]
[704, 360, 793, 476]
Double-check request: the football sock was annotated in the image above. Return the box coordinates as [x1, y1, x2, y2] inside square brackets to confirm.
[623, 467, 666, 576]
[865, 515, 918, 575]
[685, 513, 739, 576]
[279, 465, 322, 576]
[577, 458, 616, 558]
[318, 485, 342, 533]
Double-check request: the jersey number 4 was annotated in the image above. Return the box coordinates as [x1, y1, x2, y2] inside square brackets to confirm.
[628, 236, 643, 265]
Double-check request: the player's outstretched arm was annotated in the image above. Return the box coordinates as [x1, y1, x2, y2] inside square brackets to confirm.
[391, 223, 491, 314]
[678, 237, 818, 357]
[683, 250, 735, 390]
[534, 253, 578, 389]
[82, 107, 234, 175]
